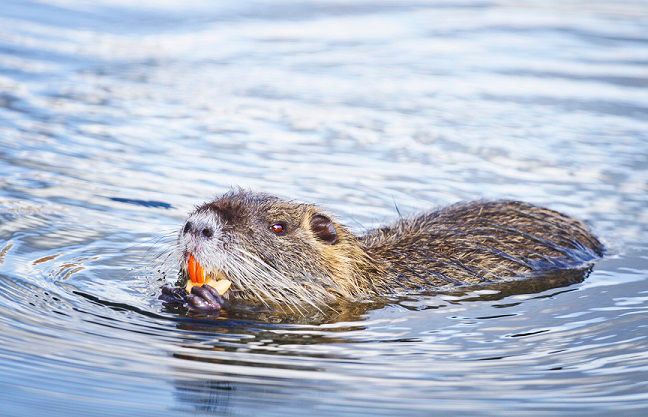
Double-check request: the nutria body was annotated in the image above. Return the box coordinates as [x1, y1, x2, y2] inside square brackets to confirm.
[166, 190, 603, 312]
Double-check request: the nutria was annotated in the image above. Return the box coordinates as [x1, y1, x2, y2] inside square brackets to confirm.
[160, 190, 603, 313]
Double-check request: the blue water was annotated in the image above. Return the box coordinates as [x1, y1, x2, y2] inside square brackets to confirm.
[0, 1, 647, 416]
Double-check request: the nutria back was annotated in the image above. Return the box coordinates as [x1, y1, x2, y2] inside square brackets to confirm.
[361, 200, 604, 291]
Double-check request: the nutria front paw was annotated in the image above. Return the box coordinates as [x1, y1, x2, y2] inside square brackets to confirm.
[186, 285, 225, 313]
[159, 284, 224, 314]
[159, 285, 187, 306]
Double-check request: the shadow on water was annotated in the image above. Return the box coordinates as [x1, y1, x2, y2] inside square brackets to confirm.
[173, 378, 234, 416]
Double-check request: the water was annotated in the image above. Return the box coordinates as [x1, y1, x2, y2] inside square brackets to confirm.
[1, 1, 647, 415]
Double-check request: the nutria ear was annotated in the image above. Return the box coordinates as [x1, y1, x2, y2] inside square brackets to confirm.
[310, 214, 338, 245]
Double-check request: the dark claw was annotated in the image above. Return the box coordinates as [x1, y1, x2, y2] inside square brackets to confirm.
[159, 285, 187, 305]
[187, 295, 220, 312]
[192, 285, 224, 306]
[187, 284, 223, 313]
[203, 284, 226, 302]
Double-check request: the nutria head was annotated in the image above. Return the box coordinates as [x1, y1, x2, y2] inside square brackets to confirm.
[177, 190, 382, 310]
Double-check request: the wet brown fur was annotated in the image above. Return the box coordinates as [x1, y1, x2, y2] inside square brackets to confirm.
[187, 191, 603, 305]
[361, 200, 603, 293]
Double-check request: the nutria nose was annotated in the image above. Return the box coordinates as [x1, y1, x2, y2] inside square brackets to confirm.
[183, 222, 213, 239]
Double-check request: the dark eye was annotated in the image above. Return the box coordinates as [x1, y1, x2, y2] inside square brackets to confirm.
[270, 222, 287, 236]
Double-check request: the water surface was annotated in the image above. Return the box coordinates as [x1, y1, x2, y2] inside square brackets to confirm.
[0, 1, 647, 416]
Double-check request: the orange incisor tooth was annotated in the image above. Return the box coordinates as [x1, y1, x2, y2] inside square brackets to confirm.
[196, 262, 205, 284]
[187, 254, 197, 283]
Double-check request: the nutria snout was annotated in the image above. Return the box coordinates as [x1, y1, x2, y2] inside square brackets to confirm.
[167, 190, 603, 313]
